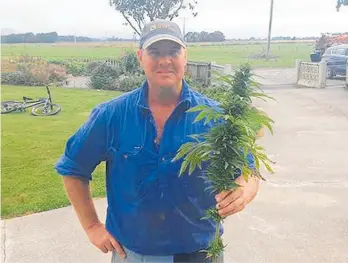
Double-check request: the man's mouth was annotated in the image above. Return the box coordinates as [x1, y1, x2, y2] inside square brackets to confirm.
[157, 69, 174, 73]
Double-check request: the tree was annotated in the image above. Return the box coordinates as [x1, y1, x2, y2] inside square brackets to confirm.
[336, 0, 348, 11]
[185, 31, 225, 42]
[200, 31, 209, 42]
[109, 0, 198, 35]
[208, 31, 225, 42]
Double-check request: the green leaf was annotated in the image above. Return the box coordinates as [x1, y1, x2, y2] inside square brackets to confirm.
[172, 142, 196, 162]
[179, 158, 190, 176]
[261, 159, 275, 174]
[194, 111, 208, 123]
[224, 162, 229, 169]
[250, 92, 275, 101]
[186, 105, 209, 113]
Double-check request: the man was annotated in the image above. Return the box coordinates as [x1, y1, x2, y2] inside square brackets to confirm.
[55, 19, 260, 263]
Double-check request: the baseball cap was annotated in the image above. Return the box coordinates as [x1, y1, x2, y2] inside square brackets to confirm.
[139, 19, 186, 49]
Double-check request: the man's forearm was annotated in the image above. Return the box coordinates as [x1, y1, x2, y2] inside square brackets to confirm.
[63, 176, 100, 232]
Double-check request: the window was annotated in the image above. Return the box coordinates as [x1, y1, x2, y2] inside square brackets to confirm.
[332, 48, 348, 55]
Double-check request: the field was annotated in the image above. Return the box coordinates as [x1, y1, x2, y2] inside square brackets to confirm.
[2, 41, 315, 68]
[1, 85, 122, 218]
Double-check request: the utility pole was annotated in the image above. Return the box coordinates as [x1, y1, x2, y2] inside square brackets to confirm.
[178, 17, 187, 40]
[183, 17, 186, 39]
[266, 0, 274, 59]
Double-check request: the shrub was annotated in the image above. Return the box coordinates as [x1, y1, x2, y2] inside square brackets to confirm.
[1, 72, 27, 85]
[118, 52, 142, 74]
[47, 59, 88, 76]
[64, 61, 88, 76]
[17, 61, 50, 86]
[1, 59, 17, 73]
[48, 64, 67, 82]
[115, 74, 146, 92]
[88, 52, 145, 92]
[86, 61, 103, 75]
[1, 60, 67, 86]
[88, 63, 121, 90]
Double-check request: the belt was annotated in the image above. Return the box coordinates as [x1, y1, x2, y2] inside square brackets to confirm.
[174, 251, 211, 263]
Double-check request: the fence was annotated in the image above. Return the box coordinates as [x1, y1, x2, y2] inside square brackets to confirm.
[296, 60, 327, 88]
[49, 56, 120, 67]
[186, 61, 232, 86]
[186, 61, 212, 86]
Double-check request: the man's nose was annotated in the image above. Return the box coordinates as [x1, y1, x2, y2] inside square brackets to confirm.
[157, 56, 172, 66]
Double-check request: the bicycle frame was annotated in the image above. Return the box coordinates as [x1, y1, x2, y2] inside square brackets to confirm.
[21, 99, 48, 110]
[17, 86, 53, 110]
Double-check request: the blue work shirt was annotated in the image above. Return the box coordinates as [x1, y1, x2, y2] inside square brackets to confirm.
[55, 80, 254, 256]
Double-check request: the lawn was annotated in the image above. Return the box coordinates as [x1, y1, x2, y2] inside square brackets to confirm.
[2, 42, 314, 68]
[1, 85, 122, 218]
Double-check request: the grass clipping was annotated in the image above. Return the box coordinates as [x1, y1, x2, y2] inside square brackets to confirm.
[173, 63, 275, 262]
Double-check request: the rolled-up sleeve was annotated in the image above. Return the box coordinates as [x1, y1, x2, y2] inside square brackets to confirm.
[247, 152, 256, 170]
[54, 105, 108, 181]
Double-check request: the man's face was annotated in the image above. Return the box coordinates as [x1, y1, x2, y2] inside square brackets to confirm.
[137, 40, 187, 88]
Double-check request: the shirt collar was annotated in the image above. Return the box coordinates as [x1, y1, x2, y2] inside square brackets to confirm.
[136, 79, 192, 112]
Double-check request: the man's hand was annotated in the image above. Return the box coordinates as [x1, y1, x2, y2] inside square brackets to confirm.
[86, 222, 126, 259]
[215, 176, 260, 218]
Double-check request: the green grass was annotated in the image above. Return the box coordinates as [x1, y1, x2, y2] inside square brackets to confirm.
[2, 42, 314, 68]
[1, 85, 122, 218]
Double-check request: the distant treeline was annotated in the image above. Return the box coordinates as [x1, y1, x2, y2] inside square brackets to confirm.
[185, 31, 225, 42]
[4, 31, 344, 44]
[1, 32, 130, 43]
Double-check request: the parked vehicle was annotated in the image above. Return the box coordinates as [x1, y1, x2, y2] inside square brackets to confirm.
[321, 44, 348, 79]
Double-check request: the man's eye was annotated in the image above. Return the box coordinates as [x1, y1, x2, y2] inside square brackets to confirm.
[148, 50, 159, 56]
[169, 49, 181, 56]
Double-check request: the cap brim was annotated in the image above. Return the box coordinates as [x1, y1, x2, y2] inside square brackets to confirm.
[142, 34, 186, 49]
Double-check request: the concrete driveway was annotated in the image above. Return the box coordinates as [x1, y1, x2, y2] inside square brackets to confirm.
[2, 84, 348, 263]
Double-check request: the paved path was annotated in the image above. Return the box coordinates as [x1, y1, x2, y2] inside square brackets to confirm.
[252, 68, 346, 88]
[2, 84, 348, 263]
[223, 85, 348, 263]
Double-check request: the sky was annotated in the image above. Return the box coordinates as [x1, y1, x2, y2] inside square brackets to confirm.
[1, 0, 348, 39]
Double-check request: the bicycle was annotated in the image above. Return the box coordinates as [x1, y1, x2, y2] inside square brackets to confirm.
[1, 86, 62, 116]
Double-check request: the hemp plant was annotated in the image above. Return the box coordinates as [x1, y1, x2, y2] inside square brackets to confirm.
[173, 64, 275, 262]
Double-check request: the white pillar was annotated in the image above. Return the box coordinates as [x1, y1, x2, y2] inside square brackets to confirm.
[295, 59, 302, 83]
[346, 60, 348, 89]
[224, 64, 232, 74]
[318, 61, 327, 88]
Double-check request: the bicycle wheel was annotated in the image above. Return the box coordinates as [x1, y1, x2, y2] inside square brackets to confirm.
[1, 101, 22, 114]
[31, 103, 61, 116]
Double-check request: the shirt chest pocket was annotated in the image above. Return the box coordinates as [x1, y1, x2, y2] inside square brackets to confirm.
[109, 143, 159, 201]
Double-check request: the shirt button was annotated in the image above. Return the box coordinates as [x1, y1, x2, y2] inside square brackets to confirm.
[161, 157, 165, 162]
[124, 154, 128, 159]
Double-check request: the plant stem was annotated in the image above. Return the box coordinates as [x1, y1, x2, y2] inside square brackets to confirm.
[215, 222, 220, 244]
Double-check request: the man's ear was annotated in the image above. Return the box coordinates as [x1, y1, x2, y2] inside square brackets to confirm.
[137, 49, 143, 67]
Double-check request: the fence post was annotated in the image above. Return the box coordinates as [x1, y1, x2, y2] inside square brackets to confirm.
[318, 61, 327, 88]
